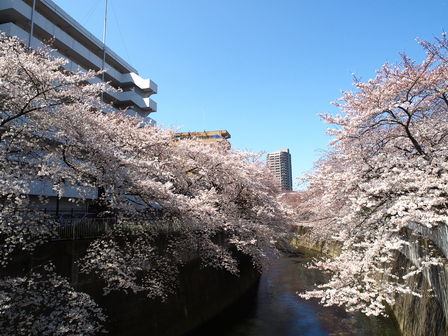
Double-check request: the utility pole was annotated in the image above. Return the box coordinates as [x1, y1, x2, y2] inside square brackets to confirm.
[101, 0, 108, 103]
[28, 0, 36, 48]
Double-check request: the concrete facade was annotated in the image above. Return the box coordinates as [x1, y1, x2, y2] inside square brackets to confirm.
[266, 148, 293, 191]
[0, 0, 157, 125]
[5, 235, 260, 336]
[0, 0, 159, 215]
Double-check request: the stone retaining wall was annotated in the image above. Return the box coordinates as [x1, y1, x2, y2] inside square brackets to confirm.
[290, 223, 448, 336]
[392, 228, 448, 336]
[4, 237, 260, 336]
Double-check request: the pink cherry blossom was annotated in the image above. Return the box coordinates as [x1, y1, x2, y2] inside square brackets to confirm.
[0, 34, 291, 333]
[296, 34, 447, 316]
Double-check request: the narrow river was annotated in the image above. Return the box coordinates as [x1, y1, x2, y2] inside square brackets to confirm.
[190, 246, 401, 336]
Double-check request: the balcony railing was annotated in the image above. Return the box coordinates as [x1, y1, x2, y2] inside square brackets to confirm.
[53, 218, 115, 240]
[51, 217, 184, 241]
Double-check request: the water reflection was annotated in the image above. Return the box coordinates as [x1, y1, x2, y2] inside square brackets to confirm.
[189, 247, 401, 336]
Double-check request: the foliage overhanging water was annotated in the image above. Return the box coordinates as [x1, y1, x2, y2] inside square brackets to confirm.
[190, 246, 401, 336]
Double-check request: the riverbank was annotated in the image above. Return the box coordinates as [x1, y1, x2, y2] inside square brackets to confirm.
[290, 224, 448, 336]
[188, 247, 401, 336]
[4, 237, 261, 336]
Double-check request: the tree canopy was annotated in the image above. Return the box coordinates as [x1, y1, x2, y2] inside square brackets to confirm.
[0, 34, 290, 334]
[297, 34, 448, 316]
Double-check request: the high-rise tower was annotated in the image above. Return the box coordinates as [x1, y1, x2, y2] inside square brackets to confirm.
[266, 149, 293, 191]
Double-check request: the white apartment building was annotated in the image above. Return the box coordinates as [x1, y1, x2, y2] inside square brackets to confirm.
[0, 0, 157, 124]
[0, 0, 158, 214]
[266, 149, 293, 191]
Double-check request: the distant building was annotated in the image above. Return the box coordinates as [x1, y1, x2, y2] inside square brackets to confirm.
[176, 130, 231, 144]
[266, 149, 293, 191]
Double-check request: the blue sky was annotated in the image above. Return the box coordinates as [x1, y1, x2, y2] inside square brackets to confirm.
[55, 0, 447, 189]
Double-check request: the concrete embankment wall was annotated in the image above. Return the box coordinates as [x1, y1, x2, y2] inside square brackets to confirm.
[290, 224, 448, 336]
[392, 228, 448, 336]
[5, 237, 260, 336]
[290, 225, 342, 256]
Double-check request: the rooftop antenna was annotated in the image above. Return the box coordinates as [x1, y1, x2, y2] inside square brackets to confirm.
[101, 0, 108, 103]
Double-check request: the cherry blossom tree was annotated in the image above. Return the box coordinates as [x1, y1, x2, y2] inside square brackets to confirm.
[80, 138, 290, 299]
[0, 264, 107, 335]
[297, 34, 448, 316]
[0, 33, 113, 334]
[0, 34, 290, 332]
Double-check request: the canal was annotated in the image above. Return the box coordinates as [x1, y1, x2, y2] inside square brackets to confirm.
[189, 246, 401, 336]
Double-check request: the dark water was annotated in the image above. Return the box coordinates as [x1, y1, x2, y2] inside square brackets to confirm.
[190, 247, 401, 336]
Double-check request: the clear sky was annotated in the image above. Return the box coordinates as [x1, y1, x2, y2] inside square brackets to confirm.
[54, 0, 447, 189]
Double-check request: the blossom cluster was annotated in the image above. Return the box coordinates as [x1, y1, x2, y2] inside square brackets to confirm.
[296, 34, 448, 316]
[0, 34, 291, 333]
